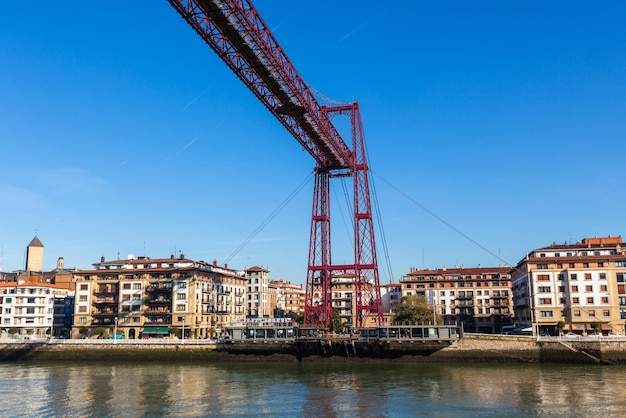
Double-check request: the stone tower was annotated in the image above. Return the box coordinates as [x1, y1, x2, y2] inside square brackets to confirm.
[26, 235, 44, 272]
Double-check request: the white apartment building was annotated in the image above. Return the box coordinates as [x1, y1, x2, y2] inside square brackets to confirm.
[511, 236, 626, 335]
[0, 280, 73, 338]
[245, 266, 270, 317]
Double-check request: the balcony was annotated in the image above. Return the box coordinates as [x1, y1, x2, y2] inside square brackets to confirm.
[92, 311, 117, 317]
[144, 318, 172, 325]
[143, 309, 171, 315]
[147, 283, 172, 292]
[94, 288, 118, 295]
[147, 298, 171, 305]
[93, 298, 117, 304]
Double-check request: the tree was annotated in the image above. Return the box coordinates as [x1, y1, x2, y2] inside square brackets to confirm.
[286, 312, 304, 324]
[331, 308, 344, 333]
[8, 328, 18, 337]
[394, 295, 435, 324]
[208, 327, 216, 338]
[78, 327, 88, 338]
[94, 327, 108, 339]
[591, 321, 602, 334]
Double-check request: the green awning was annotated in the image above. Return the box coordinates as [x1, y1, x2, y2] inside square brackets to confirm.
[142, 326, 170, 335]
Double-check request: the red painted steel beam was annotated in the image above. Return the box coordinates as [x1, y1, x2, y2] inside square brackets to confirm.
[168, 0, 353, 170]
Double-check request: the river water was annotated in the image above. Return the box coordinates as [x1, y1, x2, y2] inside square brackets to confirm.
[0, 361, 624, 417]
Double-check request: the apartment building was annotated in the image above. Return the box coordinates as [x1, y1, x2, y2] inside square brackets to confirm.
[400, 266, 514, 333]
[269, 280, 305, 316]
[0, 279, 73, 338]
[72, 255, 247, 339]
[245, 266, 270, 318]
[511, 236, 626, 335]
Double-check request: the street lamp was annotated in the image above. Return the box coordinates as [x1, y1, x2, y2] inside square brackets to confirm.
[181, 317, 185, 344]
[114, 317, 118, 343]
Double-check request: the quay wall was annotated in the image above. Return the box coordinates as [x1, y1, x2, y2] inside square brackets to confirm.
[2, 336, 626, 364]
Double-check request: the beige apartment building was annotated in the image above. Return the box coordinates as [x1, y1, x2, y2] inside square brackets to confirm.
[511, 236, 626, 335]
[269, 280, 305, 316]
[400, 266, 514, 333]
[72, 255, 247, 339]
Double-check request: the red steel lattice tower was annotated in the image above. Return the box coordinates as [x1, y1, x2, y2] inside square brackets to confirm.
[168, 0, 383, 329]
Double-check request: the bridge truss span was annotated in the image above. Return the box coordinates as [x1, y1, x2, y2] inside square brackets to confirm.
[168, 0, 383, 329]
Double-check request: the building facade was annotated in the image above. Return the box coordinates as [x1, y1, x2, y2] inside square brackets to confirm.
[245, 266, 270, 318]
[0, 280, 73, 338]
[269, 280, 305, 316]
[511, 236, 626, 335]
[400, 266, 514, 333]
[72, 255, 247, 339]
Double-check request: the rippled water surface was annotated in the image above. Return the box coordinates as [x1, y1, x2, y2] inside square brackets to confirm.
[0, 361, 625, 417]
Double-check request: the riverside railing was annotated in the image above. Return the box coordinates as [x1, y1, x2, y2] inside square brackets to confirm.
[0, 338, 217, 346]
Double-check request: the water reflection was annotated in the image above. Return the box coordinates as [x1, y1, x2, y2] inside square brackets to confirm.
[0, 362, 625, 417]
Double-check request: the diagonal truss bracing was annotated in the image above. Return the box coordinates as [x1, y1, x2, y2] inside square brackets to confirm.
[168, 0, 352, 170]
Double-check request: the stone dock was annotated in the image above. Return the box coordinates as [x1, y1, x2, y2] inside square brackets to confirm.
[1, 335, 626, 364]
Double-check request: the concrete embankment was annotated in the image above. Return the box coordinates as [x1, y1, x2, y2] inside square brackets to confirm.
[428, 335, 626, 365]
[2, 336, 626, 364]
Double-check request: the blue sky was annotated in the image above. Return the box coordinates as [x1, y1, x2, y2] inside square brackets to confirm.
[1, 1, 625, 284]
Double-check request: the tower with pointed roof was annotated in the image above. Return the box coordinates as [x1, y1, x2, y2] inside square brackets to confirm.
[26, 235, 44, 273]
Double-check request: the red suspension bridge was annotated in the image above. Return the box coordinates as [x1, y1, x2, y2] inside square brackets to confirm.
[167, 0, 382, 329]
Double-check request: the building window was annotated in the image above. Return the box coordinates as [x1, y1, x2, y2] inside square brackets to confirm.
[588, 310, 595, 317]
[537, 274, 550, 281]
[574, 310, 581, 317]
[133, 283, 141, 290]
[587, 297, 594, 304]
[80, 284, 88, 291]
[538, 286, 551, 293]
[572, 297, 580, 304]
[78, 317, 87, 323]
[176, 305, 186, 311]
[540, 311, 553, 317]
[79, 295, 88, 302]
[571, 286, 578, 292]
[600, 285, 608, 292]
[177, 293, 187, 300]
[123, 283, 131, 290]
[618, 273, 625, 283]
[585, 286, 593, 292]
[539, 298, 552, 304]
[537, 264, 548, 270]
[570, 274, 577, 280]
[601, 297, 609, 304]
[603, 310, 610, 317]
[584, 273, 592, 280]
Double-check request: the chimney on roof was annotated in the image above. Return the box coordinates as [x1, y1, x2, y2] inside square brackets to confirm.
[101, 255, 105, 263]
[225, 263, 228, 269]
[213, 260, 217, 267]
[170, 253, 175, 259]
[179, 253, 184, 260]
